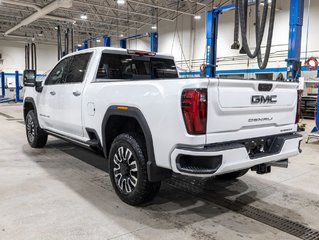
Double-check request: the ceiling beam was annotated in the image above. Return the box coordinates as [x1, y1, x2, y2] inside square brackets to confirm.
[73, 0, 175, 22]
[4, 0, 73, 36]
[126, 0, 196, 16]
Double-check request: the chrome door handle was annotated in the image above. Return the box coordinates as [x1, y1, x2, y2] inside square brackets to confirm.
[50, 91, 56, 96]
[73, 91, 81, 96]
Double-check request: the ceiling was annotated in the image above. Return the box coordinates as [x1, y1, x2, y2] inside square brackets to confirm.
[0, 0, 220, 45]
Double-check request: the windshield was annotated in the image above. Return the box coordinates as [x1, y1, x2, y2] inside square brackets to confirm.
[96, 53, 178, 80]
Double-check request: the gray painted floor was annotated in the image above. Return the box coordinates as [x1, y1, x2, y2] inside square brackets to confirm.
[0, 103, 318, 240]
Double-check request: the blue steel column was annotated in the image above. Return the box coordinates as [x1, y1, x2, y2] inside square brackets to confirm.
[15, 71, 20, 102]
[82, 40, 88, 50]
[316, 85, 319, 129]
[287, 0, 305, 81]
[120, 39, 127, 49]
[103, 35, 111, 47]
[150, 32, 158, 52]
[206, 10, 219, 78]
[1, 72, 5, 97]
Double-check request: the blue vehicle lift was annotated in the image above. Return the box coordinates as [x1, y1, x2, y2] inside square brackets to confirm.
[205, 3, 243, 78]
[206, 1, 319, 139]
[120, 32, 158, 52]
[1, 72, 5, 98]
[0, 71, 22, 103]
[82, 35, 111, 50]
[205, 0, 305, 81]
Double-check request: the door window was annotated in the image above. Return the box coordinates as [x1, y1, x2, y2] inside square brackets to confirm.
[65, 53, 92, 84]
[45, 57, 71, 85]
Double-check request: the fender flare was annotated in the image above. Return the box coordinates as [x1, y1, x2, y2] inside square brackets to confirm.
[23, 97, 37, 121]
[101, 106, 172, 182]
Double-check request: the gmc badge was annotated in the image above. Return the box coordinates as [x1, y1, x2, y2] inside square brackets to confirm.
[251, 95, 277, 104]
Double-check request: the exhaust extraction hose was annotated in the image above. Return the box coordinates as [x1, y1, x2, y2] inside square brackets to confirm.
[238, 0, 277, 69]
[231, 0, 240, 49]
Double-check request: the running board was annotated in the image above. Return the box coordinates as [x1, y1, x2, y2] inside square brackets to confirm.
[45, 130, 91, 149]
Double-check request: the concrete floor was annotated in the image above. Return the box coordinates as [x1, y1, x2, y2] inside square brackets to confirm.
[0, 103, 319, 240]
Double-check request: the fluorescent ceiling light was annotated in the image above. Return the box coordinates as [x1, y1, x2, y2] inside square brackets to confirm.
[194, 15, 201, 20]
[96, 39, 101, 43]
[77, 44, 82, 47]
[151, 25, 157, 30]
[120, 34, 124, 37]
[80, 15, 87, 20]
[117, 0, 125, 4]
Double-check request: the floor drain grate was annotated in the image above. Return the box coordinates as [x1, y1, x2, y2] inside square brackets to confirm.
[166, 176, 319, 240]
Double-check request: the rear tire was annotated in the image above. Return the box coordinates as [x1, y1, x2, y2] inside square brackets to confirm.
[25, 110, 48, 148]
[216, 169, 249, 180]
[109, 133, 161, 206]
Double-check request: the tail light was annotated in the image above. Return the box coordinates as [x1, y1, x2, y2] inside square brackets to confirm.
[181, 89, 207, 135]
[296, 90, 302, 124]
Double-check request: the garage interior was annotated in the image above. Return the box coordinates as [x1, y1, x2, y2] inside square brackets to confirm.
[1, 0, 319, 239]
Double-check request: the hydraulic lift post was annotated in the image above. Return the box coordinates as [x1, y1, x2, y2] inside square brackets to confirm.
[287, 0, 305, 81]
[205, 4, 236, 78]
[120, 32, 158, 52]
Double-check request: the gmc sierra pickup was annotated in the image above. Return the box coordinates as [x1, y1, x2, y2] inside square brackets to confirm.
[23, 47, 303, 205]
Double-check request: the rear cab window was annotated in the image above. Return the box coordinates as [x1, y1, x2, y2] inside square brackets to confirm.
[96, 52, 178, 81]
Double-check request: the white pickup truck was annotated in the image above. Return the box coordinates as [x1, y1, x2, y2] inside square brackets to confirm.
[23, 47, 302, 205]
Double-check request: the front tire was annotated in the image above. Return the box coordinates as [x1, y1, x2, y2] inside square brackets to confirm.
[25, 110, 48, 148]
[109, 133, 161, 206]
[216, 169, 249, 180]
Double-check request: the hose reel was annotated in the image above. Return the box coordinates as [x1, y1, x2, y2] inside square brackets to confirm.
[232, 0, 277, 69]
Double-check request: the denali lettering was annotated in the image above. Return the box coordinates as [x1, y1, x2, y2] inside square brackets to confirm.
[251, 95, 277, 104]
[249, 117, 273, 122]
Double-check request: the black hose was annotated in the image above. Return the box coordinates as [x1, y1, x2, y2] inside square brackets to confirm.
[239, 0, 268, 58]
[65, 28, 69, 55]
[57, 26, 61, 60]
[239, 0, 248, 54]
[257, 0, 277, 69]
[25, 44, 30, 69]
[70, 28, 74, 53]
[31, 43, 34, 70]
[238, 0, 276, 69]
[31, 43, 37, 72]
[231, 0, 240, 49]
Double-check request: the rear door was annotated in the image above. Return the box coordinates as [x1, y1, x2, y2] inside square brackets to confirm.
[54, 52, 92, 137]
[206, 79, 298, 143]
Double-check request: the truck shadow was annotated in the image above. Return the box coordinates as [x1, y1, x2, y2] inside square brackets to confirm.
[24, 138, 310, 234]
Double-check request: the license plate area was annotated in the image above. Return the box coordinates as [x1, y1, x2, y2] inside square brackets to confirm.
[244, 136, 284, 159]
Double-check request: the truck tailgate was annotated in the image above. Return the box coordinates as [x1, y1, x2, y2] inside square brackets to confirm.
[206, 79, 298, 143]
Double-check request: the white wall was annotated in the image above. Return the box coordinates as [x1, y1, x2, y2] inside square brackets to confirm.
[0, 40, 57, 74]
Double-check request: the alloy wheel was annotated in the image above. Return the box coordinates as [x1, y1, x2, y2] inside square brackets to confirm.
[26, 115, 35, 143]
[113, 146, 138, 194]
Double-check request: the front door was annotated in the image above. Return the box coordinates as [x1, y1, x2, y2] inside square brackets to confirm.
[37, 57, 71, 131]
[55, 52, 93, 138]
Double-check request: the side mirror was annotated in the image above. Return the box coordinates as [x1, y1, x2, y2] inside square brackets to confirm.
[23, 70, 36, 87]
[35, 81, 43, 93]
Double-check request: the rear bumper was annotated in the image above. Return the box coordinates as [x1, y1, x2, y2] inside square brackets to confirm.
[170, 133, 303, 177]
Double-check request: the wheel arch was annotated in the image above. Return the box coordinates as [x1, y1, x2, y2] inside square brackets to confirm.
[102, 106, 172, 182]
[23, 97, 37, 121]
